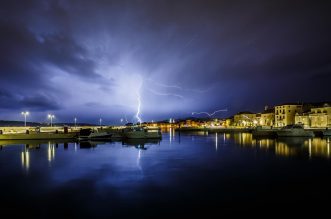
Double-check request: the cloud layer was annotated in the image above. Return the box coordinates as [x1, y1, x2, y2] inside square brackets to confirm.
[1, 0, 331, 123]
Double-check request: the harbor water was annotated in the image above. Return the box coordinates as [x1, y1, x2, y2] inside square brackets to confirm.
[0, 130, 330, 217]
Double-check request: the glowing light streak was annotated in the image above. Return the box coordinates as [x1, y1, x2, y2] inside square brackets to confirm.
[146, 78, 208, 93]
[146, 79, 182, 89]
[147, 88, 184, 99]
[192, 109, 228, 117]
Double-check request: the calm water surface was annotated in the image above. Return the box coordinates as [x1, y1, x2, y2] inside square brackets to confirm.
[0, 130, 331, 217]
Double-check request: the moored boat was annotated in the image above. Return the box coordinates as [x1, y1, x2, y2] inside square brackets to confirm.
[277, 124, 314, 137]
[78, 128, 112, 140]
[124, 126, 162, 139]
[99, 127, 125, 139]
[252, 126, 277, 138]
[323, 129, 331, 136]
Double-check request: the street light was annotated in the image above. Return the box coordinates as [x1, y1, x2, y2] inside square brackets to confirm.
[74, 117, 77, 128]
[21, 111, 29, 127]
[99, 118, 102, 127]
[48, 114, 55, 127]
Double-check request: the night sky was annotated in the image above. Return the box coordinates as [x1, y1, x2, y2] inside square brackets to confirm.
[1, 0, 331, 124]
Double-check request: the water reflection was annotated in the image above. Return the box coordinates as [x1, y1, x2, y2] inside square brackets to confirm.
[173, 131, 331, 159]
[169, 127, 176, 143]
[21, 147, 29, 170]
[1, 133, 330, 172]
[79, 141, 99, 149]
[225, 132, 331, 158]
[0, 138, 162, 174]
[48, 142, 55, 163]
[215, 132, 218, 151]
[122, 138, 161, 150]
[304, 138, 331, 158]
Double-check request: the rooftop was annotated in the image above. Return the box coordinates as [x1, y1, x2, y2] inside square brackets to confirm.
[236, 111, 255, 115]
[262, 108, 275, 114]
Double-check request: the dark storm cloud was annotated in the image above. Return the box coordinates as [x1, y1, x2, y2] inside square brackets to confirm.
[0, 2, 103, 115]
[21, 94, 61, 111]
[0, 88, 59, 111]
[1, 0, 331, 122]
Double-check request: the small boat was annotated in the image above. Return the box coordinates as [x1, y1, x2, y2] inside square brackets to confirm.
[252, 126, 277, 138]
[277, 124, 314, 137]
[78, 128, 112, 140]
[124, 126, 162, 139]
[323, 129, 331, 136]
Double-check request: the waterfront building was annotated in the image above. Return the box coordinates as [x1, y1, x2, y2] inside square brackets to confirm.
[294, 103, 331, 128]
[233, 112, 256, 127]
[309, 104, 331, 128]
[295, 113, 310, 128]
[260, 107, 275, 127]
[225, 117, 233, 127]
[178, 119, 202, 127]
[275, 104, 303, 127]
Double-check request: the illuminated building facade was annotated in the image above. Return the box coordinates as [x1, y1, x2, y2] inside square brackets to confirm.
[295, 103, 331, 128]
[275, 104, 303, 127]
[233, 112, 256, 127]
[259, 107, 275, 127]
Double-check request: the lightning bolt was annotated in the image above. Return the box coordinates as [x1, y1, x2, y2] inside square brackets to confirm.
[147, 88, 184, 99]
[146, 78, 209, 94]
[146, 79, 183, 89]
[135, 81, 143, 124]
[192, 109, 228, 117]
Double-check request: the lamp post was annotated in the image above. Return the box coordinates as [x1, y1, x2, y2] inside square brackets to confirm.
[99, 118, 102, 127]
[21, 111, 29, 127]
[48, 114, 55, 127]
[74, 117, 77, 128]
